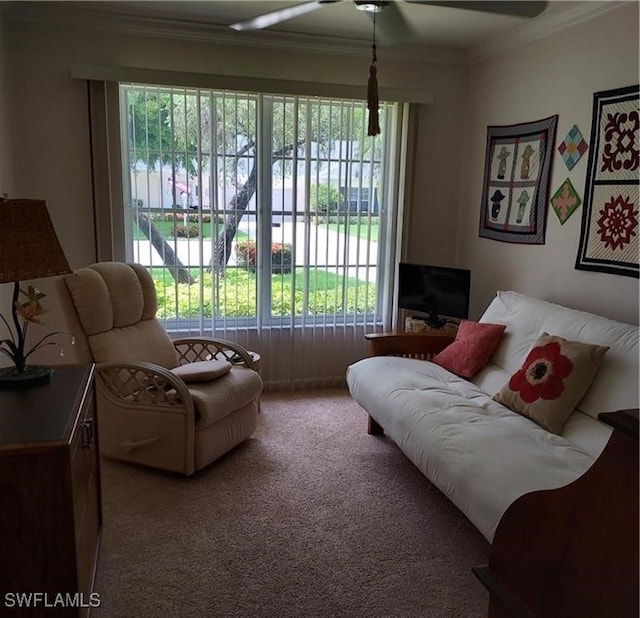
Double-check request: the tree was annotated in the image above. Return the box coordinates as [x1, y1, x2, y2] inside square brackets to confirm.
[310, 183, 344, 216]
[209, 140, 303, 272]
[127, 89, 194, 282]
[125, 87, 381, 275]
[134, 211, 193, 284]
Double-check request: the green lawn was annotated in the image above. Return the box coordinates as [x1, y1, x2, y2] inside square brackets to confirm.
[325, 221, 379, 241]
[151, 266, 376, 319]
[138, 220, 378, 318]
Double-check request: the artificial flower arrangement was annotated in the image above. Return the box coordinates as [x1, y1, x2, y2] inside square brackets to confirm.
[0, 285, 64, 376]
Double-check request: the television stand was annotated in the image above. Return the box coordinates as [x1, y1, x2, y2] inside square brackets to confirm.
[403, 313, 457, 336]
[424, 312, 447, 329]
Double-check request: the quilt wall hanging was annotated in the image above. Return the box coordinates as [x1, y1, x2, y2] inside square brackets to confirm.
[479, 115, 558, 244]
[557, 124, 588, 171]
[575, 84, 639, 278]
[550, 177, 582, 225]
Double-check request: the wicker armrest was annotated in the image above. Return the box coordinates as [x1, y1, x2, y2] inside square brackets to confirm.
[96, 361, 193, 409]
[172, 337, 258, 371]
[364, 332, 455, 359]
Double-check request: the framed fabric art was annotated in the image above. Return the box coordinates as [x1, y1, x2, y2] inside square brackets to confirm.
[550, 178, 581, 225]
[557, 124, 588, 171]
[479, 115, 558, 244]
[575, 85, 639, 278]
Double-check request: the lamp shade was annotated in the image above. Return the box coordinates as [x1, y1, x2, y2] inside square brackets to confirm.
[0, 199, 71, 284]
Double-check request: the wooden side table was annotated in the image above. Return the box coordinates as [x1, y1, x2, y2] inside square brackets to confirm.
[0, 364, 102, 616]
[230, 350, 261, 374]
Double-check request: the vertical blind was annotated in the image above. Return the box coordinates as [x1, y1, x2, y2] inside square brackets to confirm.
[114, 82, 407, 388]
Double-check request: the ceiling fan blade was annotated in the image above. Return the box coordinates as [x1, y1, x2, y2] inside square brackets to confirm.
[369, 2, 414, 44]
[230, 1, 335, 31]
[405, 1, 548, 19]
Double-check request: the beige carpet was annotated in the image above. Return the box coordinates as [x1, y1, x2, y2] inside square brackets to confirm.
[92, 388, 490, 617]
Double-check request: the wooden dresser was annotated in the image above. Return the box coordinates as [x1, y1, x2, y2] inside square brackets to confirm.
[0, 364, 102, 616]
[473, 408, 639, 618]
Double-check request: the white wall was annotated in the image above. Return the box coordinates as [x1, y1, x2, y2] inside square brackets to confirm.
[1, 4, 637, 377]
[0, 12, 16, 363]
[457, 2, 639, 324]
[0, 13, 14, 197]
[0, 12, 468, 375]
[5, 18, 467, 271]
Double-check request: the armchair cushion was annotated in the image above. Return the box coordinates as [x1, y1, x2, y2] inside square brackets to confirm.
[189, 368, 263, 429]
[87, 320, 179, 369]
[171, 360, 232, 382]
[65, 263, 179, 369]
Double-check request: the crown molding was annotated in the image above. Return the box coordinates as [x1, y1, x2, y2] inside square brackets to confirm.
[467, 1, 632, 64]
[3, 2, 468, 65]
[5, 1, 626, 67]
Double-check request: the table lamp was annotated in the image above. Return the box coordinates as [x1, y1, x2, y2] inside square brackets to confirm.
[0, 198, 72, 387]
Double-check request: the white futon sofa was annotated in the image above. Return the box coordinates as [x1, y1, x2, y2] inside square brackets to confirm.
[346, 290, 639, 542]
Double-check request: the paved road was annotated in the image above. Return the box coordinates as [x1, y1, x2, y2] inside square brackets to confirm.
[133, 222, 378, 282]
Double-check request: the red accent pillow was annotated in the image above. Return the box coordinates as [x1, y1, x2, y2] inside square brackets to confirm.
[432, 320, 506, 378]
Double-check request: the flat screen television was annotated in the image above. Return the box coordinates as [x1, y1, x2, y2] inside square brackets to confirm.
[398, 263, 471, 328]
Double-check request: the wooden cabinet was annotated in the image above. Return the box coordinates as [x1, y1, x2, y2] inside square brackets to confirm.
[0, 364, 102, 616]
[473, 408, 639, 618]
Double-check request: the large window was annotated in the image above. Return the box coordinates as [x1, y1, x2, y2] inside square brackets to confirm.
[121, 83, 400, 334]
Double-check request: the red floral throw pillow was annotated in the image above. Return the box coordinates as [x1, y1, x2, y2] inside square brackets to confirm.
[432, 320, 506, 378]
[493, 333, 609, 434]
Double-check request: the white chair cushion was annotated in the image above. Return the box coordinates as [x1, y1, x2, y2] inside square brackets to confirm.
[171, 360, 232, 382]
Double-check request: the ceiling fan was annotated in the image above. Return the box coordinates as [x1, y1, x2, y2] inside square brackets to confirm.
[229, 1, 549, 44]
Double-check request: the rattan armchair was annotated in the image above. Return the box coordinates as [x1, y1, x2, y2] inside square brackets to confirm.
[59, 261, 263, 476]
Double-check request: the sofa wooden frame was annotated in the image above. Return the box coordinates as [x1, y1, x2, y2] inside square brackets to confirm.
[363, 332, 454, 435]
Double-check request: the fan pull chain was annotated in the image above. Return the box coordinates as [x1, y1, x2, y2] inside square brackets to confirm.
[367, 12, 380, 136]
